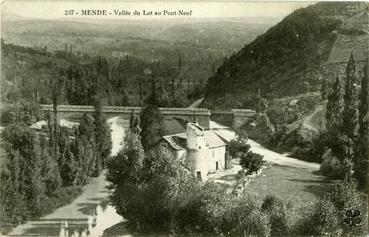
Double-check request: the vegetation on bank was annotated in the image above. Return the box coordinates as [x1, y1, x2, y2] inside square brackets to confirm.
[107, 113, 367, 237]
[318, 55, 368, 189]
[0, 95, 112, 233]
[106, 83, 367, 237]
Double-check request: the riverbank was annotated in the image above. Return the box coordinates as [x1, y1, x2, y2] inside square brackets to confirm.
[8, 171, 123, 237]
[8, 117, 126, 237]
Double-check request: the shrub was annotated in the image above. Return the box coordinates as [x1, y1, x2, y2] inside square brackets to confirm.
[297, 199, 341, 236]
[243, 114, 275, 144]
[228, 135, 250, 159]
[0, 101, 42, 126]
[240, 151, 264, 175]
[327, 181, 368, 236]
[320, 148, 345, 179]
[296, 180, 368, 237]
[262, 195, 293, 236]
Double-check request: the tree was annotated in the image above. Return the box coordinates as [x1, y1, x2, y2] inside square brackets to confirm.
[326, 74, 343, 132]
[93, 97, 112, 175]
[354, 58, 368, 190]
[341, 53, 358, 180]
[60, 143, 77, 186]
[342, 53, 358, 139]
[129, 111, 141, 134]
[107, 131, 145, 186]
[240, 152, 264, 175]
[39, 135, 61, 196]
[140, 85, 165, 151]
[321, 76, 328, 100]
[1, 125, 44, 216]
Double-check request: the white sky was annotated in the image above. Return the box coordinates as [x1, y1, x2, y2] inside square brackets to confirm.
[2, 1, 316, 20]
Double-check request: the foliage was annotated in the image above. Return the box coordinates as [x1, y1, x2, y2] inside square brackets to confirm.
[354, 58, 368, 190]
[93, 99, 112, 176]
[139, 92, 166, 151]
[204, 2, 342, 108]
[240, 151, 264, 175]
[321, 54, 366, 182]
[298, 198, 341, 236]
[108, 131, 274, 236]
[0, 102, 110, 233]
[0, 100, 42, 126]
[107, 131, 145, 187]
[296, 180, 367, 237]
[261, 195, 293, 236]
[243, 114, 275, 144]
[320, 148, 345, 179]
[227, 134, 250, 159]
[326, 75, 343, 132]
[129, 112, 141, 134]
[342, 53, 358, 139]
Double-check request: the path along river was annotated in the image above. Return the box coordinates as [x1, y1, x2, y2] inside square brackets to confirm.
[8, 117, 126, 237]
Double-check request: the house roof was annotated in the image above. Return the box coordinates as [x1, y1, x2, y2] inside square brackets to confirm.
[204, 130, 226, 148]
[162, 133, 187, 150]
[187, 123, 204, 135]
[161, 129, 226, 150]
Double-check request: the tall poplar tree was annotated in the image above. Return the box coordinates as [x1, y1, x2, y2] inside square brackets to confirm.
[93, 96, 112, 176]
[341, 53, 358, 180]
[326, 75, 343, 132]
[342, 53, 358, 138]
[140, 81, 165, 151]
[354, 58, 368, 189]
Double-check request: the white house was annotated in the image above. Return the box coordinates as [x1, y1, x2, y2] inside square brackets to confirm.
[158, 122, 226, 181]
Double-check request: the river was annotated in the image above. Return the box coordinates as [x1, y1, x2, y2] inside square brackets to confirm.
[8, 117, 126, 237]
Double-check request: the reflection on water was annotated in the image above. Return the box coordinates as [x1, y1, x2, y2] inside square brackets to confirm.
[58, 203, 123, 237]
[10, 117, 126, 237]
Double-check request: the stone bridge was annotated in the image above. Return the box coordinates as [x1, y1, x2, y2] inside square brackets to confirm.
[41, 105, 212, 129]
[40, 105, 255, 130]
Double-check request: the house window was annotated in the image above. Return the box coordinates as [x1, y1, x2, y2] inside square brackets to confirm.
[196, 171, 202, 180]
[199, 146, 201, 149]
[216, 162, 219, 170]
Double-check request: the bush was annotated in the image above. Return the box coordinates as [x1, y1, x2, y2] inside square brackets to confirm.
[228, 135, 250, 159]
[320, 148, 345, 179]
[261, 195, 295, 236]
[0, 101, 42, 126]
[243, 114, 275, 144]
[296, 180, 367, 237]
[240, 151, 264, 175]
[298, 198, 341, 236]
[327, 181, 367, 236]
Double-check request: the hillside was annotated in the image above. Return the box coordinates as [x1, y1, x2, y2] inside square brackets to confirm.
[2, 18, 270, 59]
[203, 2, 368, 110]
[2, 18, 271, 102]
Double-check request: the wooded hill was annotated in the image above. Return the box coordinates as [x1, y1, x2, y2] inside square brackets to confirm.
[203, 2, 368, 110]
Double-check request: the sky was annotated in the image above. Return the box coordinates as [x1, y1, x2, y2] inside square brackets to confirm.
[2, 1, 316, 21]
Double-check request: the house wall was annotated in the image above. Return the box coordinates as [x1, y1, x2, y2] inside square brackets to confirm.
[187, 146, 210, 181]
[175, 149, 187, 163]
[208, 146, 226, 172]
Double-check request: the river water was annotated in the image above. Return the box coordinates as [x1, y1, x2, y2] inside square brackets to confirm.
[8, 117, 127, 237]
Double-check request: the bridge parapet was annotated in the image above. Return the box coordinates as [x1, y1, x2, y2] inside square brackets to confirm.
[39, 105, 253, 130]
[40, 105, 210, 115]
[232, 109, 255, 130]
[40, 105, 211, 128]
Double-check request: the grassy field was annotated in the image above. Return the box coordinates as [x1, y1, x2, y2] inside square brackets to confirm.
[246, 164, 334, 208]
